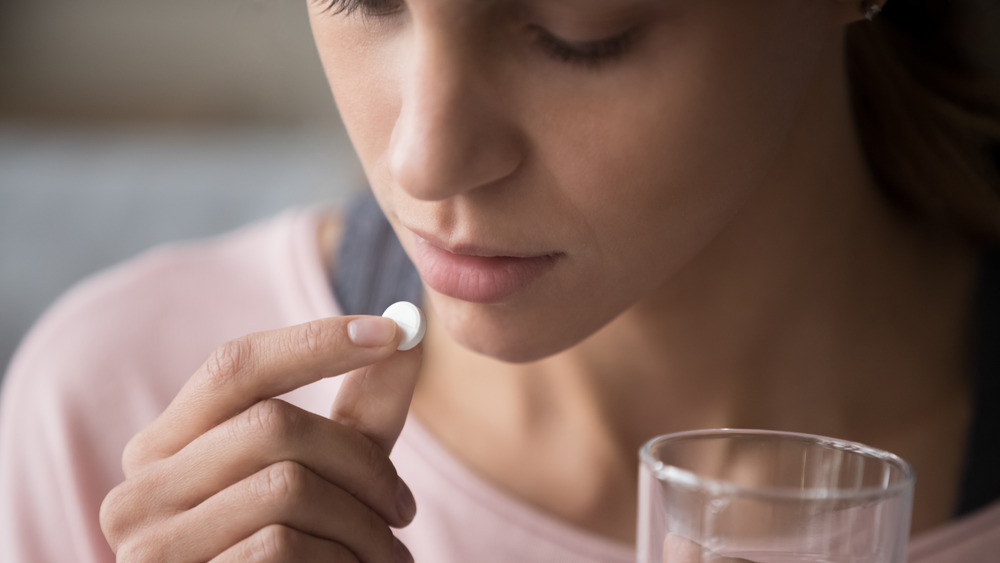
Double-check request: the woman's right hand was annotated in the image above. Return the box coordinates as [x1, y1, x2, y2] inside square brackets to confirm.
[99, 315, 421, 562]
[662, 535, 756, 563]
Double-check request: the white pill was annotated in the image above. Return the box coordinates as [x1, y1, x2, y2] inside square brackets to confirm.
[381, 301, 427, 351]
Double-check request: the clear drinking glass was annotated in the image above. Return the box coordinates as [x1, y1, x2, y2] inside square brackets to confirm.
[637, 429, 915, 563]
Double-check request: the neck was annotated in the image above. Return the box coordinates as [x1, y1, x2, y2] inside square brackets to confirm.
[410, 35, 978, 541]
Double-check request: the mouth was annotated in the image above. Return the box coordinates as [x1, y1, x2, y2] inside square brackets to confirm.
[408, 230, 563, 304]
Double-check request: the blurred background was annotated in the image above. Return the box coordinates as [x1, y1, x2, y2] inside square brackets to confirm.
[0, 0, 365, 378]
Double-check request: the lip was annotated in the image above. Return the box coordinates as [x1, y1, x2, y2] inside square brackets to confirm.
[408, 231, 561, 304]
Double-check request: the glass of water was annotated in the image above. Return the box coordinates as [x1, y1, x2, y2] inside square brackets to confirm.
[637, 429, 915, 563]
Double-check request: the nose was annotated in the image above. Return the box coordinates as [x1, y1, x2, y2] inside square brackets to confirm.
[388, 28, 523, 201]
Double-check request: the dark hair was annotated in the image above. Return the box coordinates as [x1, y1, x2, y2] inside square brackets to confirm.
[846, 0, 1000, 245]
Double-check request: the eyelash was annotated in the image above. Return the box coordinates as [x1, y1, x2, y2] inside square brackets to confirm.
[319, 0, 635, 69]
[531, 27, 634, 69]
[319, 0, 401, 17]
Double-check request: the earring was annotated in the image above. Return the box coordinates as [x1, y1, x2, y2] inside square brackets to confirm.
[860, 1, 882, 21]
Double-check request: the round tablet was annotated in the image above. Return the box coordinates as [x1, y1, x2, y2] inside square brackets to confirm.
[381, 301, 427, 351]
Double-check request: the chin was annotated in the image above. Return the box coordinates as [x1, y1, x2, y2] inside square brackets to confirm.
[454, 330, 561, 364]
[428, 291, 611, 364]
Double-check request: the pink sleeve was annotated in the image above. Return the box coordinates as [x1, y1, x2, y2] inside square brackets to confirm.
[0, 211, 338, 562]
[0, 259, 194, 563]
[1, 306, 130, 562]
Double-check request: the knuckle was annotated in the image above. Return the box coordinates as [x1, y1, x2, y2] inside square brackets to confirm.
[243, 524, 293, 562]
[99, 475, 165, 551]
[120, 437, 142, 477]
[115, 533, 160, 563]
[114, 539, 142, 562]
[121, 417, 171, 477]
[98, 484, 128, 546]
[238, 399, 299, 444]
[204, 336, 254, 389]
[120, 431, 154, 477]
[252, 460, 307, 508]
[292, 320, 329, 356]
[243, 526, 359, 563]
[361, 434, 391, 479]
[358, 435, 396, 489]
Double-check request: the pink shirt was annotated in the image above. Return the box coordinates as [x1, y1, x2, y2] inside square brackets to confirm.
[1, 209, 997, 562]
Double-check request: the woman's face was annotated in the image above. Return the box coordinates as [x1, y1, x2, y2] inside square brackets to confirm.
[309, 0, 841, 362]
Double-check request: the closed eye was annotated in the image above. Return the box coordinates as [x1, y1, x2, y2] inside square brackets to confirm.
[317, 0, 637, 70]
[532, 27, 635, 69]
[316, 0, 402, 16]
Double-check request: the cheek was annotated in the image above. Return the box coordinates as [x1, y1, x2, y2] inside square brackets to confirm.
[306, 4, 834, 361]
[529, 3, 830, 283]
[310, 19, 401, 187]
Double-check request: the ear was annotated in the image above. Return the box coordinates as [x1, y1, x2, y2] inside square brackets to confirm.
[831, 0, 887, 27]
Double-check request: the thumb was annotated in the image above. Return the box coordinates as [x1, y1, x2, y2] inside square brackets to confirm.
[330, 342, 423, 454]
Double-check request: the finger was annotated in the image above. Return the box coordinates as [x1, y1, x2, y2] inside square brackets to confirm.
[330, 344, 423, 454]
[135, 399, 414, 527]
[126, 316, 401, 470]
[210, 525, 362, 563]
[170, 461, 401, 563]
[663, 533, 757, 563]
[662, 533, 702, 563]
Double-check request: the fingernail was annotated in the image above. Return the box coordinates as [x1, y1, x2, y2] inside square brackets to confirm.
[394, 537, 413, 563]
[396, 478, 417, 523]
[347, 317, 396, 347]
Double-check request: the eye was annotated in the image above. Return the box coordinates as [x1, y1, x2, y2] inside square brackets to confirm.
[532, 26, 635, 69]
[317, 0, 403, 17]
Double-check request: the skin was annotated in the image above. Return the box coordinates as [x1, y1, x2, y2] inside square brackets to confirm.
[318, 0, 842, 363]
[101, 0, 979, 561]
[100, 317, 423, 562]
[312, 0, 975, 539]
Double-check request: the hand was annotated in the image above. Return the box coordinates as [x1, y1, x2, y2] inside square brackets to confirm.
[663, 534, 756, 563]
[100, 316, 421, 562]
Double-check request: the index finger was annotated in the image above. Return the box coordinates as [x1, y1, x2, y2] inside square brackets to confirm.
[127, 316, 402, 469]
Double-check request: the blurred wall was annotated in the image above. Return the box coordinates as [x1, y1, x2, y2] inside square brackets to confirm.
[0, 0, 363, 379]
[0, 0, 336, 124]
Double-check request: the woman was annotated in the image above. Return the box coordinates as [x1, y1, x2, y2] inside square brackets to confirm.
[2, 0, 999, 561]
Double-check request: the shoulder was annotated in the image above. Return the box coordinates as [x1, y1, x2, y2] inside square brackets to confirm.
[0, 207, 342, 561]
[6, 207, 336, 403]
[1, 206, 341, 454]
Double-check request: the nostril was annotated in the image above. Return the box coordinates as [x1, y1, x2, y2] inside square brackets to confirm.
[387, 126, 448, 201]
[388, 117, 524, 202]
[387, 65, 524, 201]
